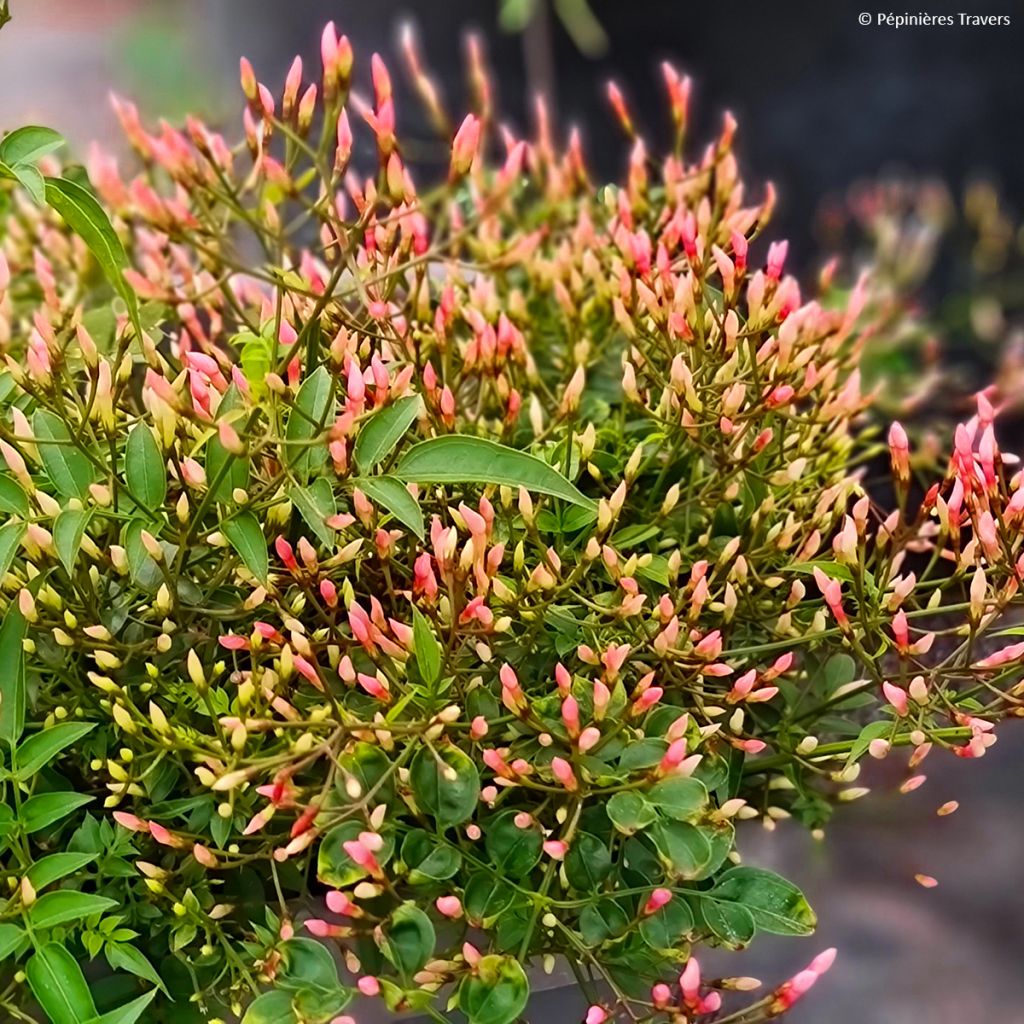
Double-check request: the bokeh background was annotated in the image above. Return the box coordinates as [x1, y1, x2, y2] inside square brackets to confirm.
[3, 1, 1024, 1020]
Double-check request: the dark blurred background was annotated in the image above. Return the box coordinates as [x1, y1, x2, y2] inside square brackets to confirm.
[3, 1, 1024, 1020]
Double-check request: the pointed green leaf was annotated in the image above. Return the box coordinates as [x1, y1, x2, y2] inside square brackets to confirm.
[0, 605, 27, 747]
[354, 395, 422, 470]
[458, 955, 529, 1024]
[28, 890, 117, 930]
[53, 507, 93, 576]
[15, 722, 96, 781]
[87, 990, 158, 1024]
[222, 511, 269, 584]
[32, 409, 95, 499]
[355, 475, 424, 539]
[105, 943, 168, 997]
[395, 435, 594, 508]
[0, 125, 65, 165]
[125, 425, 166, 509]
[284, 365, 333, 477]
[26, 943, 97, 1024]
[12, 162, 45, 204]
[206, 384, 248, 503]
[0, 923, 27, 960]
[26, 852, 98, 891]
[0, 520, 25, 579]
[21, 791, 94, 833]
[412, 607, 441, 685]
[43, 176, 139, 323]
[711, 866, 816, 936]
[240, 991, 295, 1024]
[0, 474, 29, 516]
[290, 478, 336, 549]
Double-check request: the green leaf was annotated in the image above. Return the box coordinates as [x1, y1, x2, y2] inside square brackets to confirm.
[458, 955, 529, 1024]
[463, 872, 518, 924]
[290, 478, 335, 549]
[711, 866, 816, 936]
[354, 395, 422, 470]
[0, 125, 65, 165]
[355, 475, 424, 540]
[125, 425, 166, 509]
[207, 384, 248, 503]
[607, 791, 657, 835]
[284, 365, 333, 477]
[639, 896, 694, 949]
[33, 409, 95, 500]
[53, 507, 93, 576]
[86, 990, 158, 1024]
[0, 520, 25, 580]
[564, 832, 612, 891]
[29, 891, 118, 930]
[21, 791, 94, 833]
[380, 904, 435, 980]
[241, 991, 296, 1024]
[400, 830, 462, 884]
[411, 607, 442, 686]
[0, 922, 27, 960]
[648, 776, 709, 821]
[43, 176, 139, 324]
[579, 898, 629, 944]
[696, 895, 756, 947]
[105, 942, 168, 997]
[395, 435, 595, 509]
[15, 722, 96, 780]
[2, 160, 44, 204]
[26, 943, 97, 1024]
[222, 511, 269, 584]
[484, 809, 543, 879]
[409, 746, 479, 827]
[0, 605, 27, 747]
[846, 720, 891, 766]
[238, 332, 272, 401]
[0, 474, 29, 516]
[26, 852, 98, 891]
[278, 937, 341, 991]
[650, 820, 712, 879]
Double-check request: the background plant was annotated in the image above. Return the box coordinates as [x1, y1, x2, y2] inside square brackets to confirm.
[1, 23, 1024, 1024]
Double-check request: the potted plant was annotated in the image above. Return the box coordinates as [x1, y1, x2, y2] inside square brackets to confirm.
[1, 21, 1023, 1024]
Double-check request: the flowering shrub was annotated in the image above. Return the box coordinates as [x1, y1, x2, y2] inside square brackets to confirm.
[2, 22, 1024, 1024]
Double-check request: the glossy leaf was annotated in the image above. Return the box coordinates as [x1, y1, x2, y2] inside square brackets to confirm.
[6, 161, 44, 204]
[0, 125, 65, 165]
[222, 512, 269, 585]
[353, 395, 422, 470]
[206, 384, 248, 503]
[87, 991, 158, 1024]
[0, 474, 29, 516]
[318, 822, 395, 888]
[355, 475, 424, 539]
[0, 605, 27, 747]
[648, 776, 708, 821]
[26, 943, 97, 1024]
[409, 745, 479, 826]
[33, 409, 95, 499]
[26, 852, 98, 891]
[44, 176, 140, 323]
[564, 833, 612, 890]
[697, 895, 757, 947]
[380, 904, 435, 979]
[105, 942, 168, 996]
[458, 955, 529, 1024]
[0, 923, 27, 960]
[290, 478, 336, 549]
[29, 890, 117, 930]
[484, 809, 543, 879]
[639, 896, 694, 949]
[650, 820, 712, 879]
[607, 791, 657, 835]
[15, 721, 96, 780]
[395, 435, 595, 509]
[125, 425, 166, 509]
[401, 830, 462, 884]
[240, 991, 295, 1024]
[53, 507, 93, 576]
[21, 791, 94, 833]
[0, 520, 25, 580]
[284, 365, 333, 476]
[711, 866, 816, 936]
[411, 607, 442, 686]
